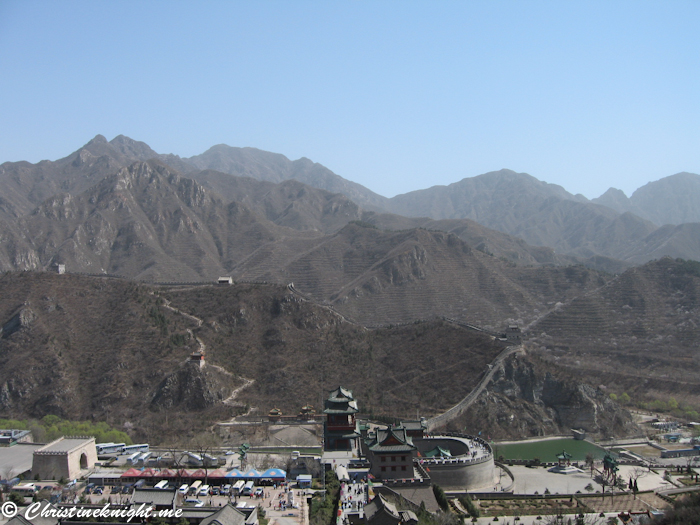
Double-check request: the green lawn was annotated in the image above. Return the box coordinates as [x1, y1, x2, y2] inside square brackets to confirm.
[492, 438, 608, 461]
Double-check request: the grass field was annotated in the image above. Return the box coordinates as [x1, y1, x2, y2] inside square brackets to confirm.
[492, 438, 608, 462]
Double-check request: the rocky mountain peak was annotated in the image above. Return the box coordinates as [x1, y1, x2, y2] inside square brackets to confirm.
[592, 187, 631, 214]
[86, 134, 108, 145]
[109, 135, 160, 161]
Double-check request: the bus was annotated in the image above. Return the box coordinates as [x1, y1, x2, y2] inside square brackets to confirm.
[231, 480, 245, 495]
[188, 480, 202, 495]
[12, 483, 36, 495]
[199, 485, 210, 497]
[122, 444, 149, 455]
[154, 480, 169, 490]
[241, 481, 254, 496]
[96, 443, 126, 455]
[136, 452, 153, 465]
[126, 452, 141, 465]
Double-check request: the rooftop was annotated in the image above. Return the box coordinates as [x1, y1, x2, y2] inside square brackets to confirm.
[0, 442, 44, 478]
[131, 488, 177, 507]
[367, 426, 416, 453]
[38, 437, 94, 453]
[200, 503, 248, 525]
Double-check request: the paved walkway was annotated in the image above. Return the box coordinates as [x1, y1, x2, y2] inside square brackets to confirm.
[337, 481, 367, 524]
[499, 464, 669, 496]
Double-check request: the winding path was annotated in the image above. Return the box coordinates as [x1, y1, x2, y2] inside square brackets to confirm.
[155, 293, 254, 406]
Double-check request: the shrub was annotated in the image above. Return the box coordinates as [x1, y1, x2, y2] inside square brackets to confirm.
[433, 484, 450, 512]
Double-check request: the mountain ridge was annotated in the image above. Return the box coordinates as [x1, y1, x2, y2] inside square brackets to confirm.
[3, 134, 700, 270]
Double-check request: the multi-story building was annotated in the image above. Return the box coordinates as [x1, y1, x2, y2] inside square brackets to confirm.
[323, 386, 360, 454]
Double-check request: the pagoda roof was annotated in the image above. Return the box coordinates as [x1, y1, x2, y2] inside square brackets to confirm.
[424, 446, 452, 458]
[327, 386, 354, 403]
[367, 426, 416, 453]
[323, 399, 358, 414]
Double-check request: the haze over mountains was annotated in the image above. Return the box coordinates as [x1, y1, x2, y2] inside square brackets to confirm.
[1, 134, 700, 278]
[1, 134, 700, 441]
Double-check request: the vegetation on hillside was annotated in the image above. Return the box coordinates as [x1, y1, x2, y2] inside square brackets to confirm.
[610, 392, 699, 421]
[0, 415, 132, 444]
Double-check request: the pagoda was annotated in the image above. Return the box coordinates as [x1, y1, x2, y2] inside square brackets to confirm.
[323, 386, 361, 454]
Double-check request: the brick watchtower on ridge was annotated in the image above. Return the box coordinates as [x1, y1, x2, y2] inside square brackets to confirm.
[323, 386, 361, 454]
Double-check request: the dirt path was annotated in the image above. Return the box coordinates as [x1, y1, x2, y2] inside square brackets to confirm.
[155, 293, 254, 409]
[223, 377, 255, 406]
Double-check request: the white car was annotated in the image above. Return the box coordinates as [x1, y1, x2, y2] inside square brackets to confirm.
[185, 498, 204, 507]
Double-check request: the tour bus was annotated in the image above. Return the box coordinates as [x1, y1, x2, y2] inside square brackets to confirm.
[231, 480, 245, 495]
[178, 484, 189, 495]
[96, 443, 126, 455]
[136, 452, 153, 465]
[12, 483, 36, 495]
[199, 484, 210, 497]
[122, 444, 149, 455]
[188, 480, 202, 495]
[241, 481, 254, 496]
[154, 480, 169, 490]
[126, 452, 141, 465]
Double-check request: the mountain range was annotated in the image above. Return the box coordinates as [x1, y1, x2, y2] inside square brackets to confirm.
[2, 134, 699, 275]
[1, 134, 699, 442]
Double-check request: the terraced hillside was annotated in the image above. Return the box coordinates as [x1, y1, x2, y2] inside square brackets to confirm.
[529, 257, 700, 409]
[0, 271, 509, 442]
[236, 222, 613, 328]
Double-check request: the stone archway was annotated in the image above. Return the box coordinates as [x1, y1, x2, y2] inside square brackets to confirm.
[80, 453, 88, 470]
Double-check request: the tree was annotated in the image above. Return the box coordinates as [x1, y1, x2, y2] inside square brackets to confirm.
[8, 492, 24, 506]
[432, 484, 450, 512]
[629, 466, 648, 499]
[585, 453, 595, 478]
[191, 431, 221, 485]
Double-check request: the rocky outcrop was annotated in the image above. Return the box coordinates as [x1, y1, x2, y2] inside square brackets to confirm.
[449, 353, 640, 439]
[150, 362, 240, 411]
[1, 307, 37, 339]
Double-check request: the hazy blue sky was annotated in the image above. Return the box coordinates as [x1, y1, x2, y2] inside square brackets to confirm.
[1, 1, 698, 199]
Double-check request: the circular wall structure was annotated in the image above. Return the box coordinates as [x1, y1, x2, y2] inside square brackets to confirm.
[415, 434, 498, 491]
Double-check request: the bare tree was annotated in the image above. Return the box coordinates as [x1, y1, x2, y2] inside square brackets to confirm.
[191, 431, 222, 486]
[585, 453, 595, 478]
[628, 466, 648, 499]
